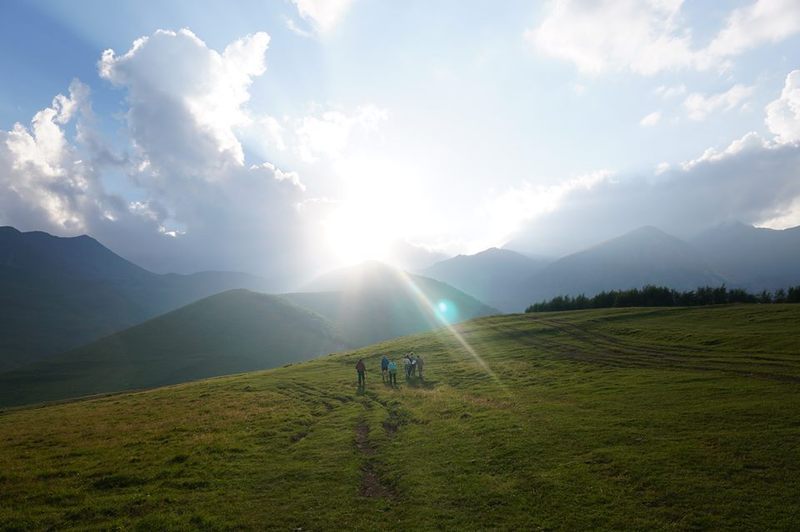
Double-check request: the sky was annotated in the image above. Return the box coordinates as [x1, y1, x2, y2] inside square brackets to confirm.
[1, 0, 799, 285]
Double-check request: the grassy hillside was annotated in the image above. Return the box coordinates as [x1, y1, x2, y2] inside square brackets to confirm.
[0, 290, 344, 407]
[2, 305, 800, 529]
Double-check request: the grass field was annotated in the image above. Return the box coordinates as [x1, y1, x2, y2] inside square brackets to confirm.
[1, 305, 799, 530]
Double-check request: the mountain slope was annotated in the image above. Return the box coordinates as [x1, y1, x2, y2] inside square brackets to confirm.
[0, 227, 273, 370]
[520, 226, 724, 306]
[285, 261, 498, 346]
[0, 290, 343, 407]
[689, 222, 800, 291]
[1, 305, 799, 529]
[420, 247, 549, 311]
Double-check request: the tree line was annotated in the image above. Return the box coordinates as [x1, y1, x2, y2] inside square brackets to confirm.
[525, 285, 800, 313]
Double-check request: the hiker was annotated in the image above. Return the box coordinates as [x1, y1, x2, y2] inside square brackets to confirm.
[388, 359, 398, 386]
[404, 354, 412, 379]
[410, 352, 418, 377]
[381, 355, 389, 383]
[416, 355, 424, 380]
[356, 359, 366, 387]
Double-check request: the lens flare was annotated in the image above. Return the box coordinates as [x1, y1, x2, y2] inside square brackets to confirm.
[435, 299, 460, 324]
[389, 268, 504, 386]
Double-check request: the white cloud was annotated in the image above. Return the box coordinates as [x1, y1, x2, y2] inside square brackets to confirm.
[681, 131, 768, 169]
[569, 82, 587, 95]
[765, 69, 800, 144]
[0, 80, 107, 232]
[526, 0, 800, 76]
[640, 110, 661, 127]
[485, 170, 613, 245]
[285, 17, 314, 39]
[507, 138, 800, 255]
[291, 0, 354, 34]
[653, 84, 686, 99]
[705, 0, 800, 61]
[526, 0, 693, 76]
[683, 84, 754, 121]
[506, 67, 800, 255]
[292, 104, 388, 163]
[0, 30, 330, 284]
[99, 29, 270, 172]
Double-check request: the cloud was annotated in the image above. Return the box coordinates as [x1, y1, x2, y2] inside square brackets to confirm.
[504, 69, 800, 256]
[640, 110, 661, 127]
[291, 0, 354, 34]
[293, 104, 387, 163]
[0, 29, 326, 286]
[704, 0, 800, 60]
[99, 29, 269, 172]
[484, 170, 612, 249]
[526, 0, 693, 76]
[765, 69, 800, 144]
[683, 84, 754, 121]
[243, 104, 388, 166]
[526, 0, 800, 76]
[653, 84, 686, 99]
[506, 140, 800, 256]
[0, 80, 116, 232]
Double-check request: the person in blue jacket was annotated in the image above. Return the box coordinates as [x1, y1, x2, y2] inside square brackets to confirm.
[381, 355, 389, 383]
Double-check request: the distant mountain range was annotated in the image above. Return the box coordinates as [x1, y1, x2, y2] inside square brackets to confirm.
[420, 223, 800, 311]
[0, 226, 275, 371]
[689, 222, 800, 291]
[286, 261, 498, 347]
[516, 226, 724, 307]
[0, 290, 344, 407]
[419, 247, 550, 311]
[0, 229, 496, 406]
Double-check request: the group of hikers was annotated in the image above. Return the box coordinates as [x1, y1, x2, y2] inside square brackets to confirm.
[354, 352, 424, 388]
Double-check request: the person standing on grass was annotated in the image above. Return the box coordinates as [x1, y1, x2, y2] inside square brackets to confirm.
[381, 355, 389, 383]
[388, 359, 398, 386]
[356, 359, 366, 387]
[416, 355, 424, 380]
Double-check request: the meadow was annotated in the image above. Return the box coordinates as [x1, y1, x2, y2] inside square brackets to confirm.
[1, 305, 799, 530]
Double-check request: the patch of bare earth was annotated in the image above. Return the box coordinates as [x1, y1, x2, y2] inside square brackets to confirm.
[355, 421, 395, 498]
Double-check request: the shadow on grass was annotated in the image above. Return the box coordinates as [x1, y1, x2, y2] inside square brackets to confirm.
[402, 378, 437, 389]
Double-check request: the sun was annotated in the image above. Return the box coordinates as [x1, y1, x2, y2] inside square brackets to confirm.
[322, 156, 436, 267]
[324, 205, 393, 266]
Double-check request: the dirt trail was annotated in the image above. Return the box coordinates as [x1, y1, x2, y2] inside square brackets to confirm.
[354, 419, 395, 498]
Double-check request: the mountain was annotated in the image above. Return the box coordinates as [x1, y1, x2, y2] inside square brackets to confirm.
[519, 226, 724, 307]
[0, 289, 343, 407]
[0, 226, 274, 370]
[419, 247, 550, 312]
[689, 222, 800, 291]
[384, 239, 450, 271]
[285, 261, 498, 346]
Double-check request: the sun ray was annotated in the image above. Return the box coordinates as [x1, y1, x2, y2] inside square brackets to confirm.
[389, 268, 507, 389]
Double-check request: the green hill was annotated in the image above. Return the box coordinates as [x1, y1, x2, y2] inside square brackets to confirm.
[0, 226, 275, 370]
[2, 305, 800, 529]
[0, 290, 344, 407]
[285, 261, 498, 346]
